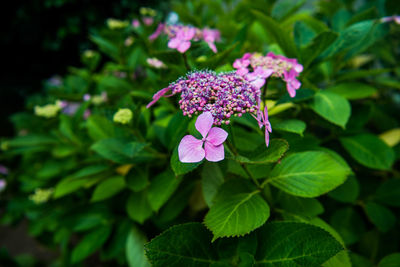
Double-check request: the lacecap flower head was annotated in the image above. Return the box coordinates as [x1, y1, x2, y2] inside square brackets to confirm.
[233, 52, 303, 97]
[147, 70, 260, 126]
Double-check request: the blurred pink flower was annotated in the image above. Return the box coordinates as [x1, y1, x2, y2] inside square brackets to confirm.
[0, 165, 8, 175]
[132, 19, 140, 28]
[149, 23, 165, 41]
[202, 29, 220, 53]
[168, 27, 196, 53]
[0, 179, 6, 192]
[147, 58, 166, 69]
[142, 16, 154, 26]
[178, 112, 228, 163]
[246, 67, 273, 89]
[251, 106, 272, 147]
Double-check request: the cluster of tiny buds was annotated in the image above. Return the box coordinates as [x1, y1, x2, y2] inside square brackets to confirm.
[168, 71, 260, 125]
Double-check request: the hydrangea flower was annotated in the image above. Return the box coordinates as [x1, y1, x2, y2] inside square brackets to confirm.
[146, 70, 260, 125]
[233, 52, 303, 97]
[381, 15, 400, 24]
[0, 165, 8, 175]
[149, 24, 220, 53]
[252, 106, 272, 147]
[178, 112, 228, 162]
[0, 179, 6, 192]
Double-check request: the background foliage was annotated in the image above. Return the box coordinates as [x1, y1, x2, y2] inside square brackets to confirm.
[1, 0, 400, 266]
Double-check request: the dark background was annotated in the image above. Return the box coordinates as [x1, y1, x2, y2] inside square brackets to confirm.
[0, 0, 160, 137]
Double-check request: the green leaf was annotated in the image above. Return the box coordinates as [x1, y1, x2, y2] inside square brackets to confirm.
[126, 191, 153, 224]
[147, 169, 181, 212]
[375, 179, 400, 207]
[278, 192, 324, 218]
[235, 139, 289, 164]
[255, 222, 343, 266]
[91, 176, 125, 202]
[126, 167, 149, 192]
[340, 134, 395, 170]
[201, 162, 225, 207]
[364, 202, 396, 232]
[265, 151, 351, 197]
[145, 223, 219, 267]
[126, 227, 150, 267]
[90, 35, 119, 60]
[273, 120, 306, 136]
[71, 225, 112, 263]
[328, 176, 359, 203]
[91, 138, 147, 164]
[378, 253, 400, 267]
[170, 145, 202, 176]
[326, 82, 377, 100]
[165, 112, 189, 150]
[86, 115, 114, 141]
[310, 91, 351, 128]
[301, 31, 338, 67]
[330, 207, 365, 245]
[251, 10, 297, 57]
[204, 179, 270, 241]
[54, 165, 109, 198]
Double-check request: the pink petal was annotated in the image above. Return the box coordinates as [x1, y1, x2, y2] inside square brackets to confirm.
[236, 68, 249, 76]
[264, 129, 270, 147]
[250, 78, 266, 89]
[195, 112, 214, 138]
[178, 135, 205, 163]
[177, 41, 191, 53]
[286, 82, 297, 98]
[168, 38, 181, 49]
[204, 142, 225, 162]
[206, 127, 228, 146]
[207, 42, 217, 53]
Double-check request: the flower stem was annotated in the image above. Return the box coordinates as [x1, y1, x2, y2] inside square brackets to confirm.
[182, 53, 190, 71]
[262, 78, 269, 100]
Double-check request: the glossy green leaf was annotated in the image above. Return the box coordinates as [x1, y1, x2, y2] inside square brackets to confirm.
[235, 139, 289, 164]
[378, 253, 400, 267]
[265, 151, 351, 197]
[273, 120, 306, 136]
[255, 222, 343, 266]
[71, 226, 112, 263]
[301, 31, 338, 67]
[364, 202, 396, 232]
[326, 82, 377, 100]
[86, 115, 114, 141]
[328, 176, 359, 203]
[91, 138, 147, 164]
[375, 179, 400, 207]
[126, 167, 149, 192]
[330, 207, 365, 245]
[145, 223, 219, 267]
[91, 176, 125, 202]
[126, 227, 150, 267]
[279, 192, 324, 218]
[147, 169, 181, 212]
[126, 191, 152, 224]
[204, 179, 270, 241]
[340, 134, 395, 170]
[310, 91, 351, 128]
[201, 162, 224, 207]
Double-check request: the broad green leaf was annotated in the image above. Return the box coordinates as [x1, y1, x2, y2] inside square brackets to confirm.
[91, 138, 147, 164]
[235, 139, 289, 164]
[330, 207, 365, 245]
[145, 223, 219, 267]
[278, 192, 324, 218]
[91, 176, 125, 202]
[126, 167, 149, 192]
[71, 225, 112, 263]
[251, 10, 297, 57]
[308, 218, 351, 267]
[201, 162, 224, 207]
[86, 115, 114, 141]
[204, 179, 270, 241]
[375, 179, 400, 207]
[54, 165, 109, 198]
[364, 202, 395, 232]
[340, 134, 395, 170]
[126, 227, 150, 267]
[379, 128, 400, 147]
[378, 253, 400, 267]
[301, 31, 338, 67]
[326, 82, 377, 100]
[310, 91, 351, 128]
[255, 222, 343, 266]
[328, 176, 359, 203]
[170, 145, 202, 176]
[126, 191, 152, 224]
[165, 112, 189, 150]
[351, 253, 373, 267]
[147, 169, 181, 212]
[273, 120, 306, 136]
[90, 35, 119, 60]
[265, 151, 351, 197]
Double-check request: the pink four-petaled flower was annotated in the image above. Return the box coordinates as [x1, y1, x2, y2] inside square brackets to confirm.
[178, 112, 228, 163]
[252, 106, 272, 147]
[168, 27, 196, 53]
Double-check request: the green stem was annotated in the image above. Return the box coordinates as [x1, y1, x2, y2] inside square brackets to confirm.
[182, 53, 190, 71]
